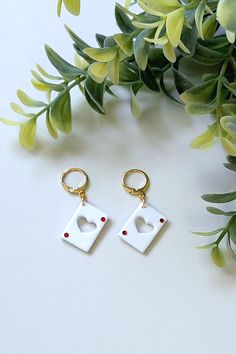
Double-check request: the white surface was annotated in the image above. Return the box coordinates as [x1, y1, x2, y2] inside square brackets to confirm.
[61, 202, 108, 253]
[119, 203, 167, 253]
[0, 1, 236, 354]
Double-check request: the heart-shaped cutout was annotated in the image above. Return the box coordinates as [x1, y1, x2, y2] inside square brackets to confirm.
[77, 216, 97, 233]
[135, 216, 154, 234]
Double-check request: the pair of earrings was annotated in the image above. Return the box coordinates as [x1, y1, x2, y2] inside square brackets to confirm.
[61, 168, 167, 253]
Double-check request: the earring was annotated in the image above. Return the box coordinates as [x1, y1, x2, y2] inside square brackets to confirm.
[119, 169, 167, 253]
[61, 168, 108, 253]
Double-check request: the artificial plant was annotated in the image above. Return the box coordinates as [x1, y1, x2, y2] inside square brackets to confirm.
[1, 0, 236, 267]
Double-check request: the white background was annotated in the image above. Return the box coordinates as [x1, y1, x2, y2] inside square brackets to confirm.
[0, 1, 236, 354]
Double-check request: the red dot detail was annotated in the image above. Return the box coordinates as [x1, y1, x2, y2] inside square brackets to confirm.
[122, 230, 128, 236]
[159, 218, 165, 223]
[101, 217, 106, 223]
[64, 232, 70, 238]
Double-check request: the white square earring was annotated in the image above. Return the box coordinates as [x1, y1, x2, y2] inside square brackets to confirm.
[61, 167, 109, 253]
[119, 169, 167, 253]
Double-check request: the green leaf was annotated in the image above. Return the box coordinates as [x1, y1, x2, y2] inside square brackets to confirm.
[202, 14, 217, 39]
[45, 45, 84, 80]
[211, 246, 226, 268]
[197, 242, 217, 250]
[19, 118, 37, 150]
[186, 103, 215, 114]
[160, 73, 182, 104]
[50, 92, 72, 133]
[115, 4, 135, 34]
[224, 155, 236, 171]
[114, 33, 133, 56]
[17, 90, 46, 108]
[191, 124, 217, 149]
[83, 47, 118, 62]
[192, 228, 224, 236]
[193, 43, 227, 66]
[178, 23, 198, 57]
[195, 0, 206, 40]
[226, 233, 236, 261]
[180, 79, 217, 104]
[119, 62, 139, 84]
[140, 65, 159, 92]
[84, 76, 106, 115]
[202, 191, 236, 203]
[223, 79, 236, 96]
[46, 111, 58, 139]
[63, 0, 80, 16]
[173, 67, 193, 94]
[206, 207, 236, 216]
[65, 25, 89, 50]
[0, 118, 22, 126]
[130, 84, 142, 117]
[222, 104, 236, 116]
[134, 29, 153, 71]
[229, 217, 236, 245]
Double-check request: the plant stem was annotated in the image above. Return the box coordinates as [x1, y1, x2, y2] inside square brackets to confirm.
[216, 216, 235, 245]
[216, 45, 234, 119]
[35, 76, 84, 119]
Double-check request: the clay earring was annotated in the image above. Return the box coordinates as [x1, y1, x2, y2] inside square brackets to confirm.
[61, 168, 108, 253]
[119, 169, 167, 253]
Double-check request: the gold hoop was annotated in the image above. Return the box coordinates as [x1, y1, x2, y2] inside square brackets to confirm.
[61, 168, 89, 204]
[122, 169, 150, 207]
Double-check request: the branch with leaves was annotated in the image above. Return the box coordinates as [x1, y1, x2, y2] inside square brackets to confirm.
[1, 0, 236, 267]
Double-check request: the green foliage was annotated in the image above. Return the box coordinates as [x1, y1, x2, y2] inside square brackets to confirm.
[1, 0, 236, 267]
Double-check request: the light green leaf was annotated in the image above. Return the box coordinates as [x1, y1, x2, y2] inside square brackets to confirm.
[206, 207, 236, 216]
[46, 111, 58, 139]
[17, 90, 46, 108]
[221, 138, 236, 156]
[108, 54, 120, 85]
[223, 79, 236, 96]
[222, 104, 236, 116]
[138, 0, 181, 14]
[36, 64, 63, 80]
[192, 228, 224, 236]
[211, 246, 226, 268]
[19, 118, 37, 150]
[63, 0, 80, 16]
[114, 34, 133, 56]
[202, 191, 236, 203]
[163, 41, 176, 63]
[50, 92, 72, 134]
[83, 47, 118, 63]
[180, 79, 217, 104]
[0, 118, 22, 126]
[195, 1, 206, 39]
[221, 116, 236, 138]
[88, 62, 108, 84]
[166, 8, 185, 47]
[10, 103, 34, 118]
[57, 0, 63, 16]
[191, 124, 217, 149]
[217, 0, 236, 33]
